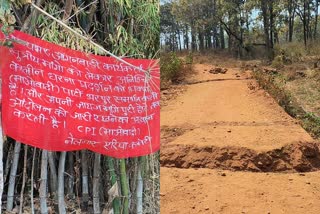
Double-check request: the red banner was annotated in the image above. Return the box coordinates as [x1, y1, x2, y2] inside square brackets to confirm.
[0, 30, 160, 158]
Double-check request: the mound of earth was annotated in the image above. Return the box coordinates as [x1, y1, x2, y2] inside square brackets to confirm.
[161, 141, 320, 172]
[209, 67, 228, 74]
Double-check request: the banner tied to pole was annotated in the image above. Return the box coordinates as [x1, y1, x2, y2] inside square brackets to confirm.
[0, 30, 160, 158]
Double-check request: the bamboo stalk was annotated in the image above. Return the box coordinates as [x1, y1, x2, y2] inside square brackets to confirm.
[48, 152, 58, 199]
[119, 159, 129, 214]
[6, 141, 21, 211]
[75, 0, 87, 31]
[30, 148, 36, 214]
[30, 2, 148, 74]
[3, 143, 12, 185]
[84, 0, 98, 33]
[67, 152, 75, 199]
[0, 99, 3, 214]
[136, 157, 144, 214]
[130, 158, 138, 205]
[107, 157, 120, 214]
[81, 150, 89, 209]
[19, 145, 28, 214]
[74, 151, 81, 209]
[58, 152, 67, 214]
[93, 153, 101, 214]
[63, 0, 74, 21]
[39, 150, 48, 214]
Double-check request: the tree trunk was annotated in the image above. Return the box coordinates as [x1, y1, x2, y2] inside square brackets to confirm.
[191, 24, 197, 51]
[184, 25, 189, 50]
[39, 150, 48, 214]
[261, 0, 272, 59]
[269, 0, 274, 48]
[58, 152, 67, 214]
[177, 27, 182, 51]
[288, 0, 296, 42]
[314, 0, 319, 39]
[220, 23, 225, 49]
[303, 0, 308, 46]
[6, 142, 21, 211]
[198, 29, 205, 51]
[307, 0, 311, 40]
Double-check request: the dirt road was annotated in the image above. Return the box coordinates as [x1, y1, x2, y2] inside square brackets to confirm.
[160, 63, 320, 213]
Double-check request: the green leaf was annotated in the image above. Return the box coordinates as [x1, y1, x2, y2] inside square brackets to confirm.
[0, 0, 10, 11]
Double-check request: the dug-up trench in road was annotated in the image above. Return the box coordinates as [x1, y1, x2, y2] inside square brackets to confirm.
[161, 63, 320, 173]
[161, 142, 320, 172]
[160, 62, 320, 214]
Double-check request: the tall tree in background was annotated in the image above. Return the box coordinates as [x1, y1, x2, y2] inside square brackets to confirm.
[261, 0, 274, 59]
[287, 0, 297, 42]
[161, 0, 320, 59]
[0, 0, 160, 213]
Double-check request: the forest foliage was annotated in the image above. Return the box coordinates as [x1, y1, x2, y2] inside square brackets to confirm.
[161, 0, 320, 60]
[0, 0, 160, 214]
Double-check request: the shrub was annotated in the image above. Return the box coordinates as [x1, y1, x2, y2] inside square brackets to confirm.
[271, 55, 284, 69]
[185, 52, 193, 64]
[160, 52, 182, 83]
[274, 42, 305, 63]
[307, 40, 320, 55]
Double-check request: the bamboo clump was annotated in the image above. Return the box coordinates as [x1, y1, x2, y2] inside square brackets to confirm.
[0, 0, 160, 213]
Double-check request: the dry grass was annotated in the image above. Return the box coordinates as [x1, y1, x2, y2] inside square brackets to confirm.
[253, 62, 320, 139]
[286, 78, 320, 115]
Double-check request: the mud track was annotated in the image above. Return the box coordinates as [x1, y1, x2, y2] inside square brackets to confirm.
[160, 62, 320, 213]
[160, 63, 319, 172]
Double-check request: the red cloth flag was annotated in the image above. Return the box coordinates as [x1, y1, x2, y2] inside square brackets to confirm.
[0, 30, 160, 158]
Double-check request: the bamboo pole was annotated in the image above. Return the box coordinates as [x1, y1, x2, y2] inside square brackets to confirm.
[30, 2, 148, 74]
[48, 152, 58, 199]
[107, 157, 120, 214]
[119, 159, 129, 214]
[19, 145, 28, 214]
[81, 150, 89, 208]
[39, 150, 48, 214]
[0, 87, 3, 214]
[58, 152, 67, 214]
[67, 152, 75, 199]
[93, 153, 101, 214]
[3, 145, 12, 185]
[30, 148, 36, 214]
[6, 141, 21, 211]
[136, 157, 144, 214]
[0, 66, 3, 213]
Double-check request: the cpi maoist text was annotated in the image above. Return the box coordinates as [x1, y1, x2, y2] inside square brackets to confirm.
[0, 30, 160, 158]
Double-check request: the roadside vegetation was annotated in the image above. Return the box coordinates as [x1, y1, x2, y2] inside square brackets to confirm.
[160, 51, 193, 89]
